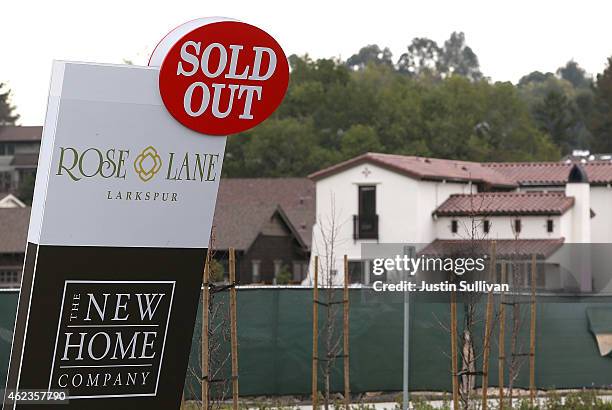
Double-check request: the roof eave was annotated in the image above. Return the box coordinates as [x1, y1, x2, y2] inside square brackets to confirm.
[309, 153, 423, 182]
[433, 210, 567, 217]
[309, 154, 517, 187]
[421, 175, 516, 188]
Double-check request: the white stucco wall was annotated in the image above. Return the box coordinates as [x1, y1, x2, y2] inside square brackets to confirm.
[307, 162, 471, 284]
[590, 186, 612, 243]
[520, 184, 611, 243]
[558, 212, 573, 241]
[435, 215, 564, 240]
[566, 182, 591, 244]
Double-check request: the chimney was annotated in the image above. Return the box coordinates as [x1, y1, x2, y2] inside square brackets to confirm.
[565, 164, 591, 291]
[566, 164, 590, 242]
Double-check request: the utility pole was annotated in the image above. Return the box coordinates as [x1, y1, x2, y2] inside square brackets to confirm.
[402, 246, 415, 410]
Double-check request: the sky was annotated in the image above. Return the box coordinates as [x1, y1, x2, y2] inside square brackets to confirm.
[2, 0, 611, 125]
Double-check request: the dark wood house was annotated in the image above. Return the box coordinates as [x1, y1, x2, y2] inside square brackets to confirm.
[0, 179, 314, 287]
[212, 178, 314, 284]
[0, 126, 42, 193]
[0, 205, 30, 287]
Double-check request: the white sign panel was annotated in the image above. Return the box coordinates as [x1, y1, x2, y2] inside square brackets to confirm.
[28, 61, 227, 248]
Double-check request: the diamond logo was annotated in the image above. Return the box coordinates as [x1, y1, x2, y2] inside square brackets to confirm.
[134, 146, 163, 182]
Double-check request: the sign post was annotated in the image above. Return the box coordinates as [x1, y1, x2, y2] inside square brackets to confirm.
[3, 17, 288, 410]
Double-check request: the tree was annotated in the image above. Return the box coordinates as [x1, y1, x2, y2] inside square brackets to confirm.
[0, 83, 19, 125]
[518, 71, 555, 87]
[346, 44, 393, 70]
[440, 32, 483, 81]
[421, 77, 559, 162]
[518, 69, 593, 153]
[224, 53, 561, 179]
[223, 117, 339, 178]
[533, 90, 579, 154]
[287, 54, 351, 88]
[557, 60, 591, 89]
[590, 57, 612, 152]
[397, 32, 482, 81]
[310, 197, 344, 410]
[208, 259, 225, 282]
[340, 124, 382, 157]
[18, 173, 36, 205]
[397, 37, 442, 77]
[275, 265, 292, 285]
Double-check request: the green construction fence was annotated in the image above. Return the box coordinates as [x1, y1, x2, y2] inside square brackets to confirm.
[0, 288, 611, 398]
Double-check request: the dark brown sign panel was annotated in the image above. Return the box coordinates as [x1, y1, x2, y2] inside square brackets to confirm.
[6, 245, 204, 409]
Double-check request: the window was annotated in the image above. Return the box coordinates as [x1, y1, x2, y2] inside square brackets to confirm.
[451, 220, 458, 234]
[292, 261, 308, 282]
[348, 261, 364, 283]
[0, 172, 12, 192]
[273, 260, 283, 276]
[359, 185, 376, 215]
[547, 219, 554, 233]
[273, 260, 283, 284]
[220, 259, 229, 280]
[0, 270, 19, 286]
[0, 143, 15, 156]
[354, 185, 378, 239]
[483, 220, 490, 234]
[514, 219, 522, 234]
[251, 260, 261, 283]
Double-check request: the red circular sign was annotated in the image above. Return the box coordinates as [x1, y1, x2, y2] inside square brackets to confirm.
[159, 21, 289, 136]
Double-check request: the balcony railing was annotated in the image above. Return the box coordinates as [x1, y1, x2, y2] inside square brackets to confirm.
[353, 214, 378, 240]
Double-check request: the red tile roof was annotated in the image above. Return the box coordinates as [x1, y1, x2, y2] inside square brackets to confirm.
[308, 153, 516, 187]
[309, 153, 612, 187]
[483, 161, 612, 186]
[420, 238, 565, 259]
[434, 191, 574, 216]
[213, 178, 314, 251]
[0, 126, 42, 142]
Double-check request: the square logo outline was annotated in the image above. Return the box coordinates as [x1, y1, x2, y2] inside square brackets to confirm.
[47, 280, 176, 400]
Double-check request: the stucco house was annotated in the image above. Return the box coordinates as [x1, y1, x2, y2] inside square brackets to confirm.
[308, 153, 612, 292]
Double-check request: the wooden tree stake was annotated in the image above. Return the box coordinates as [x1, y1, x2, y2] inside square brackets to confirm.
[343, 255, 350, 410]
[201, 250, 211, 410]
[498, 262, 506, 410]
[450, 290, 459, 410]
[229, 248, 239, 410]
[481, 241, 496, 410]
[312, 256, 319, 410]
[529, 254, 537, 406]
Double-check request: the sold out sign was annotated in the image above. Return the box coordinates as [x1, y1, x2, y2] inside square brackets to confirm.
[157, 20, 289, 135]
